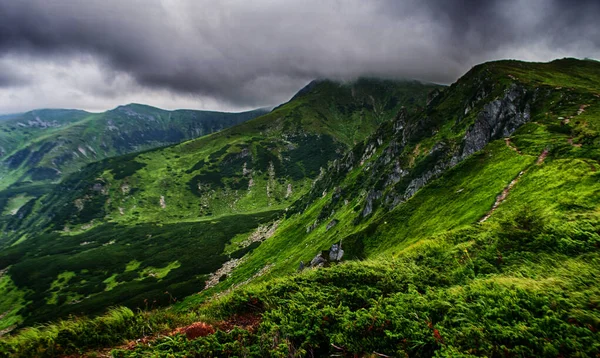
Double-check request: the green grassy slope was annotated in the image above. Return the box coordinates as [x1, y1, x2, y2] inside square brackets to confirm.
[0, 79, 439, 331]
[0, 105, 268, 243]
[112, 58, 599, 356]
[2, 59, 599, 357]
[184, 59, 600, 293]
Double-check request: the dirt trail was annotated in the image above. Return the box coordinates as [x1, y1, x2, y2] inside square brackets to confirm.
[480, 171, 525, 223]
[568, 138, 582, 148]
[536, 148, 549, 165]
[578, 104, 589, 115]
[480, 147, 549, 223]
[504, 138, 521, 154]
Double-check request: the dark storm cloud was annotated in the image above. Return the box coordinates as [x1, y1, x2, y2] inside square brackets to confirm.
[0, 0, 599, 112]
[0, 71, 28, 88]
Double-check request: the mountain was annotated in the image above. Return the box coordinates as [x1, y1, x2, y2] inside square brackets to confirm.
[1, 58, 600, 356]
[0, 105, 267, 190]
[0, 105, 267, 241]
[0, 79, 441, 329]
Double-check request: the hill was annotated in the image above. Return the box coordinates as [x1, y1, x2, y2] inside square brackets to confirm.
[2, 58, 600, 356]
[0, 79, 440, 330]
[0, 105, 267, 230]
[0, 105, 267, 189]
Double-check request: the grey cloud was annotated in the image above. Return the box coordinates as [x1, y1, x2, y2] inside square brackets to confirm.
[0, 71, 28, 87]
[0, 0, 599, 112]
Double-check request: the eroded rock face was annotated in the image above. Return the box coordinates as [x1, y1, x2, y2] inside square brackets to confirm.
[326, 219, 339, 231]
[293, 79, 535, 230]
[457, 84, 531, 163]
[329, 242, 344, 261]
[399, 85, 531, 207]
[309, 253, 328, 268]
[362, 190, 382, 217]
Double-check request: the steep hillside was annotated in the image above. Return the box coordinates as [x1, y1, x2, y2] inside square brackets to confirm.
[2, 59, 600, 357]
[2, 58, 599, 357]
[206, 58, 600, 288]
[0, 79, 439, 330]
[104, 58, 600, 356]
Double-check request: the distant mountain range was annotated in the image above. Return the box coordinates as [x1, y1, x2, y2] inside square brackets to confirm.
[0, 104, 267, 190]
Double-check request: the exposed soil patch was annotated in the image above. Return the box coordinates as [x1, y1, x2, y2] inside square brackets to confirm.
[536, 148, 549, 165]
[578, 104, 590, 116]
[216, 313, 262, 333]
[480, 171, 525, 223]
[104, 313, 262, 356]
[504, 138, 521, 154]
[170, 322, 215, 340]
[568, 138, 583, 148]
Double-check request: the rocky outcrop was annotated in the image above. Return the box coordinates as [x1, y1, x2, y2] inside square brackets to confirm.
[454, 84, 531, 164]
[397, 84, 531, 207]
[302, 241, 344, 270]
[298, 79, 537, 224]
[362, 190, 382, 217]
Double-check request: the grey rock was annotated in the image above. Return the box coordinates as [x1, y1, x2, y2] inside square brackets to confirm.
[326, 219, 339, 231]
[362, 190, 382, 217]
[460, 84, 530, 161]
[310, 253, 327, 268]
[306, 220, 319, 233]
[329, 242, 344, 261]
[298, 261, 305, 272]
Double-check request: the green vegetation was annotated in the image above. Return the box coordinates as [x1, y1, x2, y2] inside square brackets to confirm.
[2, 209, 598, 357]
[0, 79, 438, 329]
[0, 106, 266, 190]
[1, 59, 600, 357]
[0, 211, 280, 326]
[0, 195, 34, 216]
[0, 307, 200, 357]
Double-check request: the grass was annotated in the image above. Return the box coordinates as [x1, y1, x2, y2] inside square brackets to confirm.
[2, 208, 598, 357]
[1, 195, 34, 216]
[45, 272, 77, 305]
[0, 106, 265, 191]
[140, 261, 181, 280]
[0, 274, 28, 332]
[114, 210, 600, 357]
[1, 59, 600, 355]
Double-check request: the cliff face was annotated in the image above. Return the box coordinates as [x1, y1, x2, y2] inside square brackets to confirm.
[458, 84, 531, 162]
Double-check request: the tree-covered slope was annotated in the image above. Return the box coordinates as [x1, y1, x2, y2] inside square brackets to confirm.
[0, 79, 439, 330]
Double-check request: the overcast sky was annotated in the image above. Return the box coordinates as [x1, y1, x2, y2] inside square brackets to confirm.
[0, 0, 598, 114]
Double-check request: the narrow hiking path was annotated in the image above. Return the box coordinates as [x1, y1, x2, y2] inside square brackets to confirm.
[480, 147, 549, 223]
[479, 171, 525, 222]
[504, 138, 521, 154]
[536, 148, 549, 165]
